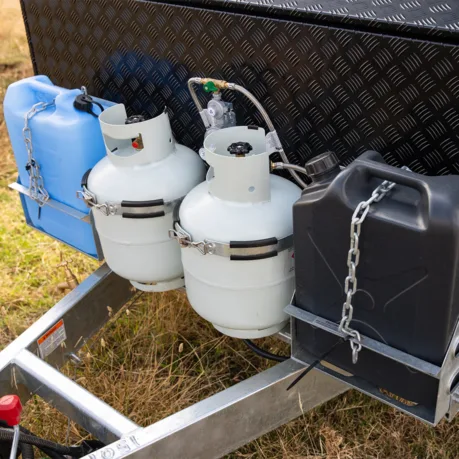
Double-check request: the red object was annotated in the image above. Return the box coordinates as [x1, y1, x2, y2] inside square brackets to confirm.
[132, 141, 139, 149]
[0, 395, 22, 426]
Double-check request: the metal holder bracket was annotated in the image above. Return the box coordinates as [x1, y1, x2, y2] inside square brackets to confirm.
[10, 182, 90, 223]
[169, 222, 293, 259]
[77, 186, 184, 219]
[9, 181, 104, 260]
[287, 304, 459, 426]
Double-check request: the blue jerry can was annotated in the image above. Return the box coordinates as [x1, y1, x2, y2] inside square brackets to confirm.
[4, 75, 113, 258]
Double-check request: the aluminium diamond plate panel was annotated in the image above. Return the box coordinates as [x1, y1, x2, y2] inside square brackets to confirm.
[20, 0, 459, 175]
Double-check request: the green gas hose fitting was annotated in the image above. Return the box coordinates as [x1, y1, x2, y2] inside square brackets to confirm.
[203, 81, 219, 93]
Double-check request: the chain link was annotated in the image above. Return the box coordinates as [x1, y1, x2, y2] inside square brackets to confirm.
[339, 167, 410, 364]
[23, 101, 56, 206]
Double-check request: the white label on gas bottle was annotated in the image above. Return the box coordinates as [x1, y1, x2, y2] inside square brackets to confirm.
[37, 319, 67, 359]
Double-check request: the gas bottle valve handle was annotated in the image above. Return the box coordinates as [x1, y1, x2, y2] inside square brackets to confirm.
[228, 142, 253, 157]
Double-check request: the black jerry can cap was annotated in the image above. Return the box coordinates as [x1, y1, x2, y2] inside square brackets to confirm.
[305, 151, 340, 182]
[74, 94, 104, 117]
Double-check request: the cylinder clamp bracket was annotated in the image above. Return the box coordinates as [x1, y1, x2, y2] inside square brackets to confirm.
[169, 222, 293, 260]
[76, 186, 184, 219]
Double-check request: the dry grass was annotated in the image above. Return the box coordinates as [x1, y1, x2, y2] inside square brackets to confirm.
[2, 1, 459, 457]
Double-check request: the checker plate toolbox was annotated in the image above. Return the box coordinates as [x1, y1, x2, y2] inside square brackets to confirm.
[19, 0, 459, 175]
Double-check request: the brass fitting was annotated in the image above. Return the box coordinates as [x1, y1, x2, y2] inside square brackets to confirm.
[201, 78, 230, 90]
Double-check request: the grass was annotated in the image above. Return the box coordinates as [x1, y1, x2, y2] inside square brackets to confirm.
[2, 1, 459, 457]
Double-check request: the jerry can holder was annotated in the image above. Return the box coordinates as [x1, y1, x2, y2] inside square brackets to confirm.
[9, 180, 104, 261]
[286, 304, 459, 426]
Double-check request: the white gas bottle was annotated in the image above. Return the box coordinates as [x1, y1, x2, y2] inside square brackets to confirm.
[81, 105, 206, 291]
[173, 126, 301, 338]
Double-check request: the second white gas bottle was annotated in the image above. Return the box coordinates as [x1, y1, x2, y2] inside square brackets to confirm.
[82, 105, 206, 291]
[173, 126, 301, 338]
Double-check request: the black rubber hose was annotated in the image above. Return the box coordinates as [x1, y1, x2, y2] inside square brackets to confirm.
[19, 440, 34, 459]
[19, 425, 66, 459]
[243, 339, 289, 362]
[0, 423, 34, 459]
[0, 428, 84, 457]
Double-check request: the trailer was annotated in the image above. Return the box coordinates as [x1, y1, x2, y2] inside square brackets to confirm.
[4, 0, 459, 456]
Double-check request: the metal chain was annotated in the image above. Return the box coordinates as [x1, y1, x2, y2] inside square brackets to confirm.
[339, 166, 410, 364]
[23, 101, 55, 206]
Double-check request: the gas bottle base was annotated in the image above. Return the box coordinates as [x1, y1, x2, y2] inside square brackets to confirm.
[130, 277, 185, 292]
[213, 321, 288, 339]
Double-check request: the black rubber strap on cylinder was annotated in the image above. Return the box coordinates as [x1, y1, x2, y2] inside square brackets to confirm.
[230, 237, 278, 249]
[121, 199, 164, 208]
[81, 169, 92, 188]
[230, 251, 278, 261]
[122, 211, 165, 219]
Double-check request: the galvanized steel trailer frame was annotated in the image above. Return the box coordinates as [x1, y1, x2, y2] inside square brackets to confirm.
[3, 264, 459, 459]
[0, 264, 350, 458]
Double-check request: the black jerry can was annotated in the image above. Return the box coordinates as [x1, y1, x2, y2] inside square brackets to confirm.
[293, 151, 459, 402]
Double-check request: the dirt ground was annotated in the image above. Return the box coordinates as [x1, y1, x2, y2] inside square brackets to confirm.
[2, 0, 459, 458]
